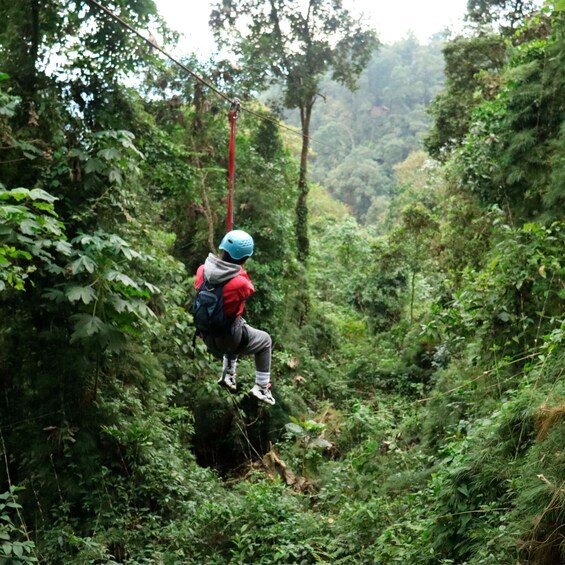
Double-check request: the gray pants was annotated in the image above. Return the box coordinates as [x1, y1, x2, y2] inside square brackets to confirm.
[204, 317, 271, 374]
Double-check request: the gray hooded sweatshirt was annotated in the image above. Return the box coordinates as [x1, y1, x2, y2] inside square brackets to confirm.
[203, 253, 241, 285]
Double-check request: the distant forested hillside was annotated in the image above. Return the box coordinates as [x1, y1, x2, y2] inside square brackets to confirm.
[287, 35, 445, 225]
[1, 1, 564, 564]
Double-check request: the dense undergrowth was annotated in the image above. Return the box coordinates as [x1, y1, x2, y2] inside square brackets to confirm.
[1, 2, 565, 564]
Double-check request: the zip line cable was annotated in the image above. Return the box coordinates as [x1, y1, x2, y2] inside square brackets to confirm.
[84, 0, 326, 148]
[85, 0, 230, 102]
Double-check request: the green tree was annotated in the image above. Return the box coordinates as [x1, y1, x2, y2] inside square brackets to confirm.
[425, 34, 507, 159]
[325, 147, 394, 224]
[304, 37, 445, 222]
[466, 0, 538, 33]
[209, 0, 378, 261]
[0, 0, 165, 106]
[453, 14, 565, 220]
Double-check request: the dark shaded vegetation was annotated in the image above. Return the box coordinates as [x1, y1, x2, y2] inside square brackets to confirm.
[0, 1, 564, 564]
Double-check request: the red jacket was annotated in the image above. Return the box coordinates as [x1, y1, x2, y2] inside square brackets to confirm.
[195, 254, 254, 318]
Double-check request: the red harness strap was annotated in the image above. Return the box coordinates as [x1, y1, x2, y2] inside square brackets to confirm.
[227, 98, 240, 232]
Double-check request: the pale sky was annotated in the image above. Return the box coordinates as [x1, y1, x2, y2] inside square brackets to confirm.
[155, 0, 469, 57]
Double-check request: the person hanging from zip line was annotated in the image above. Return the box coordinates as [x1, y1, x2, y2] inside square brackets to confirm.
[192, 229, 275, 405]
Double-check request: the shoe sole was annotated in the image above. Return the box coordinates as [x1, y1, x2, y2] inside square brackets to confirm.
[250, 390, 275, 405]
[218, 379, 237, 393]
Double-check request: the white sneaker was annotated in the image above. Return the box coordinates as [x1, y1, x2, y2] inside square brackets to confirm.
[250, 383, 275, 405]
[218, 371, 237, 392]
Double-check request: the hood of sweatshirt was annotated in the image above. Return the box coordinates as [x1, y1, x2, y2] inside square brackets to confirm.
[203, 253, 242, 285]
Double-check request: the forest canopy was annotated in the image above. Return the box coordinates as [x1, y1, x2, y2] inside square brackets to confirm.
[0, 1, 564, 564]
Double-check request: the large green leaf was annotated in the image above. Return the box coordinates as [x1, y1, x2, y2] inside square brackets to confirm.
[108, 169, 123, 184]
[55, 241, 73, 255]
[129, 300, 157, 319]
[19, 218, 40, 235]
[84, 158, 103, 174]
[120, 245, 141, 260]
[43, 288, 66, 302]
[70, 314, 106, 341]
[70, 255, 96, 274]
[0, 204, 27, 217]
[98, 147, 122, 161]
[105, 269, 139, 289]
[65, 285, 96, 304]
[109, 295, 129, 313]
[0, 188, 30, 201]
[143, 281, 160, 294]
[285, 422, 304, 436]
[309, 437, 332, 449]
[28, 188, 57, 202]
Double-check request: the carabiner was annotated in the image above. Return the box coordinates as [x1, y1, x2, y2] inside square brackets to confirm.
[229, 98, 241, 120]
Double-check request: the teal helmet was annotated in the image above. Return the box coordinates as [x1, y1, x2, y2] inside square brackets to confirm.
[219, 230, 254, 260]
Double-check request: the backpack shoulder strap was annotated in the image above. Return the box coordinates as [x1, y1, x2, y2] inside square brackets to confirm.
[201, 275, 230, 288]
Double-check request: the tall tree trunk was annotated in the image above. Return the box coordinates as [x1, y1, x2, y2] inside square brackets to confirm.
[296, 102, 312, 262]
[29, 0, 40, 84]
[19, 0, 40, 96]
[294, 101, 314, 326]
[191, 82, 204, 137]
[410, 271, 416, 324]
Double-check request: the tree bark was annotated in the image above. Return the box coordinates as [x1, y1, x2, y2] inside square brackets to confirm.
[22, 0, 40, 94]
[410, 271, 416, 324]
[296, 101, 313, 262]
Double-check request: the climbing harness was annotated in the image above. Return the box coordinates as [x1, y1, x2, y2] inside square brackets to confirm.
[227, 98, 241, 231]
